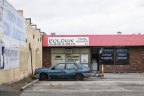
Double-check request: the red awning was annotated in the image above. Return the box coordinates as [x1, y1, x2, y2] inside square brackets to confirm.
[42, 34, 144, 47]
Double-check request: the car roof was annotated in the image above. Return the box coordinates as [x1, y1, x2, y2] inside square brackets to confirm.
[52, 63, 78, 68]
[58, 62, 77, 64]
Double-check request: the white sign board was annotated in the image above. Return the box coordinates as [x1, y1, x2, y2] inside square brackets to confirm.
[81, 54, 88, 63]
[48, 37, 89, 46]
[0, 45, 19, 70]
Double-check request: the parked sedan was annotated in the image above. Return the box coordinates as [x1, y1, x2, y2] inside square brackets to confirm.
[34, 63, 93, 81]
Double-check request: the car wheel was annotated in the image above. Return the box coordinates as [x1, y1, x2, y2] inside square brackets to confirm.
[74, 74, 84, 81]
[39, 73, 48, 81]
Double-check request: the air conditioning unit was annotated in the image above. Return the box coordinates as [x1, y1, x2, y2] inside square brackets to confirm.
[65, 49, 72, 54]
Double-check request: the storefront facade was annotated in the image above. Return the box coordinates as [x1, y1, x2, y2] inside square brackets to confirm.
[42, 35, 144, 72]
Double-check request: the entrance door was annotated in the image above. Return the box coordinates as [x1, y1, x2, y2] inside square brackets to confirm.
[91, 54, 99, 71]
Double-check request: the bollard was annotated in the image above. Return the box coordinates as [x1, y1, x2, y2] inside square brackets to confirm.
[101, 64, 104, 79]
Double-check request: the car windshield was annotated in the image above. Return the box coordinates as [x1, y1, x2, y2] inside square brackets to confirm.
[49, 65, 56, 69]
[50, 63, 65, 70]
[80, 64, 88, 68]
[75, 63, 88, 68]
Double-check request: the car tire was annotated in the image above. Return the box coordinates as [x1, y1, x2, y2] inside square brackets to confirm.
[74, 74, 84, 81]
[39, 73, 48, 81]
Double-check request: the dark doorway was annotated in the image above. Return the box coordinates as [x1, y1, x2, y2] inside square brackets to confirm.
[91, 54, 99, 71]
[91, 48, 101, 71]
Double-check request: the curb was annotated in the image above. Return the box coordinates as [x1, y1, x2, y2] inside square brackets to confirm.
[20, 79, 39, 91]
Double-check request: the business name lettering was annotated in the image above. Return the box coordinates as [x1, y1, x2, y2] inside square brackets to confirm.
[48, 37, 89, 46]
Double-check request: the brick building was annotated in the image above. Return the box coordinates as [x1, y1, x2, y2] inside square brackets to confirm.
[42, 34, 144, 72]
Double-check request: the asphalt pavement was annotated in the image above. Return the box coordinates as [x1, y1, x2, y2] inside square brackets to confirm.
[0, 91, 21, 96]
[0, 85, 22, 96]
[20, 73, 144, 96]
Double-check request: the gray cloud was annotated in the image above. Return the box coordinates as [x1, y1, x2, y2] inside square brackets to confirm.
[7, 0, 144, 35]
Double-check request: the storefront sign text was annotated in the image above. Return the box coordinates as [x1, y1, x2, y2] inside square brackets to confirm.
[48, 37, 89, 46]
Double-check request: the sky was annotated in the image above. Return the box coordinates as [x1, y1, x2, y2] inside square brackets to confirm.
[7, 0, 144, 35]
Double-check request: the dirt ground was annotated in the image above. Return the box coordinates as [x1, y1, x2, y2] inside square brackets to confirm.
[0, 77, 33, 92]
[11, 77, 33, 91]
[0, 77, 34, 96]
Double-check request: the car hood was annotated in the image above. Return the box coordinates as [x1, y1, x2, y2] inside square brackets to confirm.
[35, 68, 50, 73]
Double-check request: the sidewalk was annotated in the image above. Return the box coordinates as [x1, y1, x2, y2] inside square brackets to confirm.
[89, 73, 144, 81]
[104, 73, 144, 79]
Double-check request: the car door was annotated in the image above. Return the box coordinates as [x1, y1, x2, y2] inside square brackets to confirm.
[64, 63, 79, 78]
[49, 63, 66, 79]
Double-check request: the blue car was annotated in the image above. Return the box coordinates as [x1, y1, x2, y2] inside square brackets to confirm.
[34, 63, 93, 81]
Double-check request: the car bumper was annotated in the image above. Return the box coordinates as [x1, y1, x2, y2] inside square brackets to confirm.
[82, 73, 94, 78]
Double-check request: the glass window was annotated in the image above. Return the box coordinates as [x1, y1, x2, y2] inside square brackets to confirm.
[54, 64, 65, 70]
[100, 47, 129, 65]
[66, 64, 78, 70]
[115, 48, 129, 65]
[100, 48, 114, 65]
